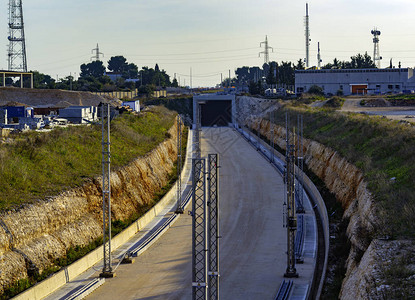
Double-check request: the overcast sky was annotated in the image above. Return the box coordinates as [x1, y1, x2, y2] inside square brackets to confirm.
[1, 0, 415, 87]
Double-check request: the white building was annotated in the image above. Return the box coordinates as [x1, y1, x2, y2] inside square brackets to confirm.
[59, 106, 98, 124]
[122, 100, 140, 112]
[295, 68, 415, 96]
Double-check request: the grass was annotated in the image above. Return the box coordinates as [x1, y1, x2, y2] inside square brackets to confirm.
[323, 96, 345, 109]
[1, 111, 188, 299]
[0, 106, 176, 211]
[267, 106, 415, 239]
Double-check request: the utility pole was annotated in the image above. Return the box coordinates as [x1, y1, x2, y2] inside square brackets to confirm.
[284, 113, 298, 278]
[92, 43, 104, 61]
[304, 3, 310, 68]
[259, 35, 273, 64]
[100, 103, 114, 278]
[8, 0, 27, 72]
[317, 42, 322, 69]
[228, 70, 231, 88]
[190, 67, 193, 92]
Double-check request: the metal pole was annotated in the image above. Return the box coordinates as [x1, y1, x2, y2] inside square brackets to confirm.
[208, 154, 219, 300]
[284, 114, 298, 278]
[100, 103, 114, 278]
[176, 115, 184, 214]
[270, 111, 275, 163]
[296, 115, 305, 213]
[192, 158, 207, 300]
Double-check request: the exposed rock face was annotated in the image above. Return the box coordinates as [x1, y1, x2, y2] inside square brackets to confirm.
[249, 117, 395, 300]
[0, 118, 178, 293]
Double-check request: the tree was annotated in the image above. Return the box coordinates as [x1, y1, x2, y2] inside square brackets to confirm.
[80, 61, 105, 78]
[172, 78, 178, 87]
[308, 85, 324, 95]
[107, 56, 128, 73]
[32, 71, 56, 89]
[266, 63, 276, 85]
[295, 59, 305, 70]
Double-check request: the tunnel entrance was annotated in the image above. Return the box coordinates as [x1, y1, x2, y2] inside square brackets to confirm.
[200, 100, 232, 126]
[193, 94, 236, 128]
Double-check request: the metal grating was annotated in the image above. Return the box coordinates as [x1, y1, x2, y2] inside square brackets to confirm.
[192, 158, 207, 300]
[101, 103, 112, 275]
[208, 154, 219, 300]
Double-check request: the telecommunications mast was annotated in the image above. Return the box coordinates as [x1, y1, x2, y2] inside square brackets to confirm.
[371, 28, 382, 68]
[8, 0, 27, 71]
[304, 3, 310, 68]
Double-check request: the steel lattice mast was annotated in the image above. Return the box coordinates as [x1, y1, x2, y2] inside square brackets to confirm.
[8, 0, 27, 71]
[175, 115, 184, 214]
[208, 154, 219, 300]
[100, 103, 114, 277]
[296, 115, 305, 213]
[192, 158, 207, 299]
[304, 3, 310, 68]
[284, 113, 298, 278]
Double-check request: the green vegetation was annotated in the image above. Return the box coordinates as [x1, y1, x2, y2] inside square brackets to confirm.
[387, 93, 415, 106]
[269, 106, 415, 239]
[323, 96, 345, 109]
[0, 106, 176, 211]
[1, 265, 60, 300]
[143, 95, 193, 117]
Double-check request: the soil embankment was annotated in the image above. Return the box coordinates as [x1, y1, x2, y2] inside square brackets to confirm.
[0, 118, 179, 294]
[249, 117, 412, 299]
[0, 87, 118, 107]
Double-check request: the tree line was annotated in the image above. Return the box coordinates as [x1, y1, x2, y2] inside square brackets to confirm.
[25, 55, 179, 95]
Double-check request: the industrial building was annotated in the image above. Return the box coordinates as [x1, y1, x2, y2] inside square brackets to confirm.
[59, 106, 98, 124]
[295, 68, 415, 96]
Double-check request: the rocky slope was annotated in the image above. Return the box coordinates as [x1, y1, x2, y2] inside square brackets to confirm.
[0, 117, 179, 293]
[249, 117, 411, 299]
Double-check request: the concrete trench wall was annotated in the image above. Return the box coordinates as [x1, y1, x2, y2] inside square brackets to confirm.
[0, 117, 180, 295]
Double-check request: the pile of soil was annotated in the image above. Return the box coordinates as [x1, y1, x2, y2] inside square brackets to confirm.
[0, 87, 119, 107]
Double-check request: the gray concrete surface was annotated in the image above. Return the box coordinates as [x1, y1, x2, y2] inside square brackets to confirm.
[85, 127, 295, 299]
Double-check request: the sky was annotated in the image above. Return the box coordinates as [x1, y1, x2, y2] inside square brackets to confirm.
[1, 0, 415, 87]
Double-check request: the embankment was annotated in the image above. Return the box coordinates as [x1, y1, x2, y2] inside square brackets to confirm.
[249, 117, 405, 299]
[0, 117, 179, 295]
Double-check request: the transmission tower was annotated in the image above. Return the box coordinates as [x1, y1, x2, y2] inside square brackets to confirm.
[304, 3, 310, 68]
[92, 43, 104, 61]
[371, 28, 382, 68]
[259, 35, 273, 64]
[8, 0, 27, 72]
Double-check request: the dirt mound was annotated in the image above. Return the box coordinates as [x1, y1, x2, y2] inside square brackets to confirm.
[362, 98, 391, 107]
[0, 87, 120, 107]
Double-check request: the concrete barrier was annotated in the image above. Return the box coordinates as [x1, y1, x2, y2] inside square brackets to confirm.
[13, 128, 193, 300]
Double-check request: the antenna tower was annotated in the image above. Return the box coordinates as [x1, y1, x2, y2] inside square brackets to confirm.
[371, 28, 382, 68]
[8, 0, 27, 71]
[92, 43, 104, 61]
[317, 42, 322, 69]
[304, 3, 310, 68]
[259, 35, 273, 64]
